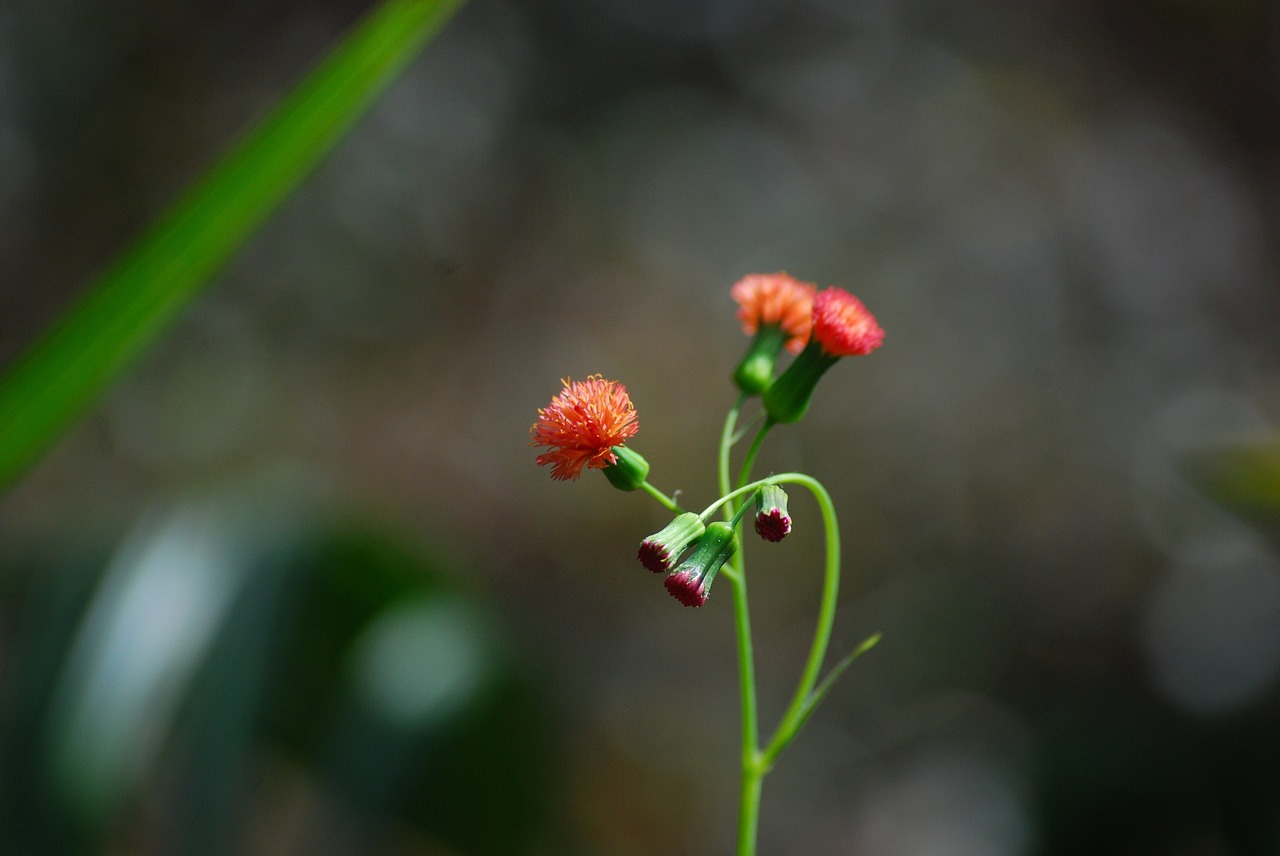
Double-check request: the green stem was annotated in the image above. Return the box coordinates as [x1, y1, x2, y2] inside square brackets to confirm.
[727, 557, 763, 856]
[735, 420, 775, 505]
[760, 472, 841, 767]
[719, 394, 747, 507]
[639, 480, 682, 513]
[699, 478, 775, 521]
[718, 394, 764, 856]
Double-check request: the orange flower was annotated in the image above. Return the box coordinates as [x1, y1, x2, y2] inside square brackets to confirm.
[530, 375, 639, 481]
[730, 273, 817, 354]
[811, 287, 884, 357]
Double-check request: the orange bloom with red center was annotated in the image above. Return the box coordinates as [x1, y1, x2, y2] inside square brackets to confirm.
[811, 287, 885, 356]
[530, 375, 640, 481]
[731, 273, 817, 354]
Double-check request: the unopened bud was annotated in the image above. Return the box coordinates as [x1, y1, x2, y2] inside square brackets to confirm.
[664, 522, 738, 607]
[638, 512, 706, 573]
[754, 484, 791, 542]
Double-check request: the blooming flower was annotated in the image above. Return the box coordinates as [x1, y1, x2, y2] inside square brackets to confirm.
[731, 273, 817, 355]
[530, 375, 639, 481]
[811, 287, 884, 357]
[731, 273, 818, 394]
[762, 286, 884, 424]
[665, 521, 738, 607]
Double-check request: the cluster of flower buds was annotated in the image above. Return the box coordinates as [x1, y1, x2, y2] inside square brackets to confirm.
[634, 483, 792, 607]
[529, 273, 880, 608]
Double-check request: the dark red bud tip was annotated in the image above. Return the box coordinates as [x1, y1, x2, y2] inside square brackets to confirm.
[665, 571, 708, 607]
[754, 510, 791, 542]
[638, 541, 671, 573]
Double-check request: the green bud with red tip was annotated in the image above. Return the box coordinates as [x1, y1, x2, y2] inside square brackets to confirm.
[665, 521, 738, 607]
[638, 512, 706, 573]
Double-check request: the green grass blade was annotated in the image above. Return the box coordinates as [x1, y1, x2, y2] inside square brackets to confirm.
[0, 0, 466, 492]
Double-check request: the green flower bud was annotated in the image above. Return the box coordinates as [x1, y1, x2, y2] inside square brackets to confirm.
[602, 445, 650, 491]
[754, 483, 792, 542]
[638, 512, 707, 573]
[733, 325, 789, 395]
[665, 521, 738, 607]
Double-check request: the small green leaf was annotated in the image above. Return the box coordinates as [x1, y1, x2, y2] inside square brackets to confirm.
[764, 632, 880, 767]
[0, 0, 466, 493]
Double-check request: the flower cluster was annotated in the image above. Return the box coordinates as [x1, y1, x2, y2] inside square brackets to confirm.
[530, 274, 882, 605]
[730, 274, 883, 412]
[528, 273, 885, 854]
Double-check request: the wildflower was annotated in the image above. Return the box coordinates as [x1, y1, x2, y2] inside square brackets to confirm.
[530, 375, 642, 482]
[639, 512, 707, 573]
[763, 287, 884, 424]
[731, 273, 817, 394]
[754, 484, 791, 542]
[665, 522, 738, 607]
[811, 288, 885, 357]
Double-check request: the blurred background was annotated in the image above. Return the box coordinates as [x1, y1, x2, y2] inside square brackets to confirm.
[2, 0, 1280, 853]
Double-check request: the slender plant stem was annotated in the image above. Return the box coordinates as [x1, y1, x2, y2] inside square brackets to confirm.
[715, 408, 848, 853]
[735, 420, 774, 507]
[719, 394, 747, 504]
[718, 393, 764, 856]
[760, 472, 841, 765]
[639, 480, 682, 513]
[699, 478, 773, 521]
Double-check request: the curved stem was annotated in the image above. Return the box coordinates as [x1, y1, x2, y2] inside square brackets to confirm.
[698, 478, 775, 521]
[639, 480, 682, 513]
[759, 472, 841, 767]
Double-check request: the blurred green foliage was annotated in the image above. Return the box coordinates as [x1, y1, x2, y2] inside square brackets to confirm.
[1181, 440, 1280, 530]
[0, 499, 551, 856]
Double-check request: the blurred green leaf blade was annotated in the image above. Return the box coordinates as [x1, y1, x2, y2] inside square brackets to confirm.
[0, 0, 466, 492]
[1180, 440, 1280, 527]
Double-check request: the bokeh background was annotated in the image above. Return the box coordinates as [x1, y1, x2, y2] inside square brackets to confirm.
[3, 0, 1280, 853]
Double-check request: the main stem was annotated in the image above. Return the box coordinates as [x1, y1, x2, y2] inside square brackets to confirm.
[729, 570, 762, 856]
[720, 397, 772, 856]
[716, 404, 845, 856]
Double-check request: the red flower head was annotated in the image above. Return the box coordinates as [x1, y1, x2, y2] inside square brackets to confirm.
[665, 567, 711, 608]
[811, 287, 885, 357]
[731, 273, 817, 355]
[530, 375, 639, 481]
[761, 286, 884, 423]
